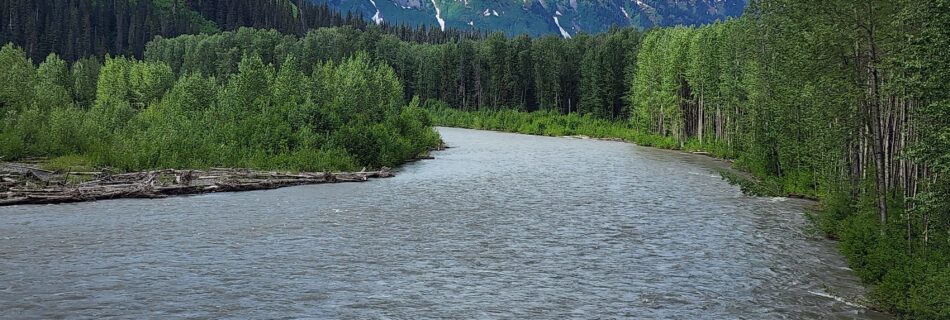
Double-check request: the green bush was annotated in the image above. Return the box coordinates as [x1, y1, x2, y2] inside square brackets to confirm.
[0, 44, 440, 173]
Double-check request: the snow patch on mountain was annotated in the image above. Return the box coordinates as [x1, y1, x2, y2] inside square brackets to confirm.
[430, 0, 445, 30]
[369, 0, 383, 24]
[633, 0, 654, 11]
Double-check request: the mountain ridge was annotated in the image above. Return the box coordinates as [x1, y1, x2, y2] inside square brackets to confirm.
[313, 0, 747, 37]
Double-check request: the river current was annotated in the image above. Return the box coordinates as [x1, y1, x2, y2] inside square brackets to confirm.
[0, 127, 888, 319]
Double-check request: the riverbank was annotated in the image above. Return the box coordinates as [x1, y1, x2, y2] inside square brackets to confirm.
[0, 162, 398, 206]
[427, 106, 736, 158]
[427, 107, 949, 318]
[427, 106, 797, 200]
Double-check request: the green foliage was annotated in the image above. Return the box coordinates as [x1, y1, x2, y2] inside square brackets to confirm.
[0, 44, 36, 112]
[718, 170, 784, 198]
[34, 54, 73, 111]
[42, 155, 94, 172]
[832, 204, 950, 318]
[426, 103, 684, 151]
[141, 26, 642, 117]
[71, 57, 101, 108]
[0, 43, 440, 173]
[148, 0, 220, 34]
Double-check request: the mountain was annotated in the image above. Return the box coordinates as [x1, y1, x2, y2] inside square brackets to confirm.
[312, 0, 747, 37]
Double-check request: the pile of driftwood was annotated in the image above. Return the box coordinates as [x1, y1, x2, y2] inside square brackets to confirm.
[0, 162, 393, 206]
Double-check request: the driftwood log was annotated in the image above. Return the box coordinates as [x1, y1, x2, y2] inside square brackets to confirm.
[0, 163, 394, 206]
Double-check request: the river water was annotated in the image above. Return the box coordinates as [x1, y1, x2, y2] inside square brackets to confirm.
[0, 127, 888, 319]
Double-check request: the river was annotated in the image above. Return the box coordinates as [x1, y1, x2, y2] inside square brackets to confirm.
[0, 127, 888, 319]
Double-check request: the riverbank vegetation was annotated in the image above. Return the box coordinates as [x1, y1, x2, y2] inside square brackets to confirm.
[427, 105, 738, 159]
[0, 44, 441, 172]
[1, 0, 947, 317]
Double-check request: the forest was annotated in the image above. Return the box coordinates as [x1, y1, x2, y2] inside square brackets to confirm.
[0, 43, 440, 171]
[0, 0, 483, 62]
[0, 0, 947, 317]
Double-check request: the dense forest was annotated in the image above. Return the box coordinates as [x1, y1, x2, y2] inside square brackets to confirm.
[0, 43, 440, 171]
[0, 0, 484, 62]
[0, 0, 947, 317]
[142, 25, 641, 119]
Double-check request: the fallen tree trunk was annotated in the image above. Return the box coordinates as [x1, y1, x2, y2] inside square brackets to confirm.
[0, 165, 394, 206]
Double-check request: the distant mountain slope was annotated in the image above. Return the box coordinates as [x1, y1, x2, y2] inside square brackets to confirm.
[312, 0, 747, 37]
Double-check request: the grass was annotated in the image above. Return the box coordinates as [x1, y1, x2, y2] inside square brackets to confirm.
[41, 155, 96, 172]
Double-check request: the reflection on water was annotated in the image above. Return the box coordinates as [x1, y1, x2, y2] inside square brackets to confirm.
[0, 127, 888, 319]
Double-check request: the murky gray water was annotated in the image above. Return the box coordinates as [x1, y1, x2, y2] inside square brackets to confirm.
[1, 127, 888, 319]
